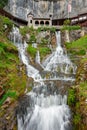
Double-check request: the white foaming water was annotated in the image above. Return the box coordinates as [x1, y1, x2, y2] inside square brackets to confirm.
[43, 31, 76, 75]
[35, 50, 40, 64]
[17, 92, 71, 130]
[10, 28, 74, 130]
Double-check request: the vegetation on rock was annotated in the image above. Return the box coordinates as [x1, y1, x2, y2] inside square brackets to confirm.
[67, 34, 87, 130]
[65, 35, 87, 56]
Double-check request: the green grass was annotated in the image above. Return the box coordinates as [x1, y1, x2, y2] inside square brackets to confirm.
[68, 88, 76, 106]
[39, 47, 51, 60]
[62, 25, 81, 31]
[65, 35, 87, 56]
[0, 41, 27, 102]
[78, 82, 87, 98]
[0, 91, 17, 106]
[27, 45, 37, 58]
[37, 26, 56, 33]
[27, 44, 51, 61]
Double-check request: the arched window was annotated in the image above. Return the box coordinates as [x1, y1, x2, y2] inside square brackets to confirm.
[35, 21, 39, 25]
[40, 21, 44, 25]
[45, 21, 49, 26]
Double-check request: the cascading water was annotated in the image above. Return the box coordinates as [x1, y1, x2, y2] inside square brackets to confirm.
[42, 31, 76, 81]
[10, 27, 41, 81]
[35, 51, 40, 64]
[10, 28, 76, 130]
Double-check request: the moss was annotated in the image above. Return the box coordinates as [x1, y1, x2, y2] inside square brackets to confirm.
[27, 44, 51, 61]
[27, 45, 37, 58]
[68, 88, 76, 106]
[0, 41, 27, 105]
[39, 47, 51, 60]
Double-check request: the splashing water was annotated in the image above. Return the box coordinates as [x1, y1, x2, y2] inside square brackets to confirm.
[35, 50, 40, 64]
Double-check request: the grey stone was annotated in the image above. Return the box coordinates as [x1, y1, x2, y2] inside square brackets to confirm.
[5, 0, 87, 21]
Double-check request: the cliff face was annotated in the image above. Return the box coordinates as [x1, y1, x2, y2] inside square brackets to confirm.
[5, 0, 87, 20]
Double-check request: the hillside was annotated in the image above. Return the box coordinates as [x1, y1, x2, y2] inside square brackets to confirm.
[0, 15, 27, 129]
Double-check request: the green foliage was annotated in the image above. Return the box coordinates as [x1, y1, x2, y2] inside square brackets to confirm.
[20, 26, 30, 36]
[63, 19, 70, 26]
[0, 15, 13, 35]
[29, 34, 36, 43]
[20, 26, 35, 36]
[3, 16, 13, 28]
[62, 25, 81, 31]
[39, 47, 51, 60]
[37, 26, 56, 33]
[27, 45, 37, 58]
[79, 82, 87, 98]
[27, 44, 51, 60]
[0, 91, 17, 106]
[0, 0, 8, 8]
[65, 35, 87, 56]
[41, 38, 48, 45]
[68, 88, 76, 106]
[0, 41, 27, 99]
[73, 114, 81, 125]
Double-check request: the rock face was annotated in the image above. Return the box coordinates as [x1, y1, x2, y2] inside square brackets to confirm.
[5, 0, 87, 20]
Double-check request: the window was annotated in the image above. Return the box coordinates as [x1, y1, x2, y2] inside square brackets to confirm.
[30, 20, 32, 23]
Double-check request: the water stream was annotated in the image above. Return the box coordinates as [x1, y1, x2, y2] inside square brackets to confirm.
[10, 27, 76, 130]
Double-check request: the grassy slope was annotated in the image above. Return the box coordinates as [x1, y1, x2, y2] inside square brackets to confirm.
[0, 40, 27, 96]
[66, 35, 87, 130]
[66, 35, 87, 56]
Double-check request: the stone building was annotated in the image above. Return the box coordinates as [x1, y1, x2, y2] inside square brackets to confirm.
[27, 12, 52, 28]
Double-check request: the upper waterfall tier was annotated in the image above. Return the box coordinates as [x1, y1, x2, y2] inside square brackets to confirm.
[43, 31, 76, 75]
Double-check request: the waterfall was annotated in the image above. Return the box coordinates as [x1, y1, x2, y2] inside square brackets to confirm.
[42, 31, 76, 81]
[10, 29, 76, 130]
[10, 27, 41, 81]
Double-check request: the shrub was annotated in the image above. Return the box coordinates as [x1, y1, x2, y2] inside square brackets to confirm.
[68, 88, 76, 106]
[62, 25, 81, 31]
[63, 19, 70, 26]
[73, 114, 81, 125]
[27, 45, 37, 58]
[29, 34, 36, 43]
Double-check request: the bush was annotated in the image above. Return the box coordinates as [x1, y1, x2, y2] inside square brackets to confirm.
[62, 25, 81, 31]
[63, 19, 70, 26]
[39, 47, 51, 60]
[29, 34, 36, 43]
[27, 45, 37, 58]
[37, 26, 56, 33]
[68, 88, 76, 106]
[73, 114, 81, 125]
[20, 26, 29, 36]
